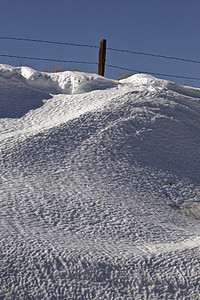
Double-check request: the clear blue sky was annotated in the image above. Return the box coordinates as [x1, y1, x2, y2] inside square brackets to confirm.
[1, 0, 200, 86]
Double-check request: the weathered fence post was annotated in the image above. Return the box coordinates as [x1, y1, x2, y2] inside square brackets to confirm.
[98, 39, 106, 76]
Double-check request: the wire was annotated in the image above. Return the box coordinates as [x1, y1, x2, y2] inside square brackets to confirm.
[1, 53, 200, 81]
[107, 47, 200, 64]
[0, 36, 99, 49]
[1, 52, 199, 81]
[0, 54, 97, 65]
[0, 34, 200, 81]
[106, 64, 200, 81]
[1, 35, 200, 64]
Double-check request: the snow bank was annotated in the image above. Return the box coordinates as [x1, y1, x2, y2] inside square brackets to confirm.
[1, 64, 200, 299]
[0, 64, 118, 95]
[0, 64, 118, 119]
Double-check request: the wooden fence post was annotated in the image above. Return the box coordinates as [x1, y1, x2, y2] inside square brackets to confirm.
[98, 39, 106, 76]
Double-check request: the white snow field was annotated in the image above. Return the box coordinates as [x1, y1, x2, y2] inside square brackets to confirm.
[0, 64, 200, 299]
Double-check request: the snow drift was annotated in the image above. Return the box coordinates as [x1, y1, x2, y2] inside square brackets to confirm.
[1, 64, 200, 299]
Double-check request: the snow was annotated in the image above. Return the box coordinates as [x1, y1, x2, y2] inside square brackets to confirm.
[1, 64, 200, 299]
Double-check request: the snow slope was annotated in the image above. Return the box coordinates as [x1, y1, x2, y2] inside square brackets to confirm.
[1, 64, 200, 299]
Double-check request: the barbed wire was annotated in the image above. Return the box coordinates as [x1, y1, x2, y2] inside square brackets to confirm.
[107, 47, 200, 64]
[0, 36, 99, 49]
[1, 35, 200, 65]
[1, 35, 200, 81]
[0, 54, 97, 65]
[106, 64, 200, 81]
[1, 53, 200, 81]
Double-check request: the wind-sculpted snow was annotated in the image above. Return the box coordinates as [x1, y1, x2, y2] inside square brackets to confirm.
[1, 65, 200, 299]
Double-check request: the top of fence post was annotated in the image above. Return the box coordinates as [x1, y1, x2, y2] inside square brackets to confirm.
[98, 39, 106, 76]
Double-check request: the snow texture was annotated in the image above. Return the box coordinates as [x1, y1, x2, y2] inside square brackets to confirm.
[1, 64, 200, 299]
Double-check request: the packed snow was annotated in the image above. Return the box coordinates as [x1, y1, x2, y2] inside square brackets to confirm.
[0, 64, 200, 299]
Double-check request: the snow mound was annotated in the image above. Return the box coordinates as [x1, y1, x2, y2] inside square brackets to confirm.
[0, 64, 118, 118]
[0, 64, 118, 95]
[1, 64, 200, 299]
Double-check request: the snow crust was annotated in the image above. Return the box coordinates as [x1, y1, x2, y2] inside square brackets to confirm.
[1, 64, 200, 299]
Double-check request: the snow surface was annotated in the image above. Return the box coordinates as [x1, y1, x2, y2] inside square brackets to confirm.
[1, 64, 200, 299]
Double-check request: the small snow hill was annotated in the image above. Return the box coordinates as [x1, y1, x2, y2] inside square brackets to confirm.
[1, 64, 200, 299]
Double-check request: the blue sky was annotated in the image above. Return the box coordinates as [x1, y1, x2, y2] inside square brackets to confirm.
[1, 0, 200, 86]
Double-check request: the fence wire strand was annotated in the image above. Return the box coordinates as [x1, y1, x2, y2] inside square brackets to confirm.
[107, 47, 200, 64]
[1, 36, 200, 64]
[0, 36, 99, 49]
[1, 36, 200, 81]
[1, 53, 200, 81]
[106, 64, 200, 81]
[0, 54, 97, 65]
